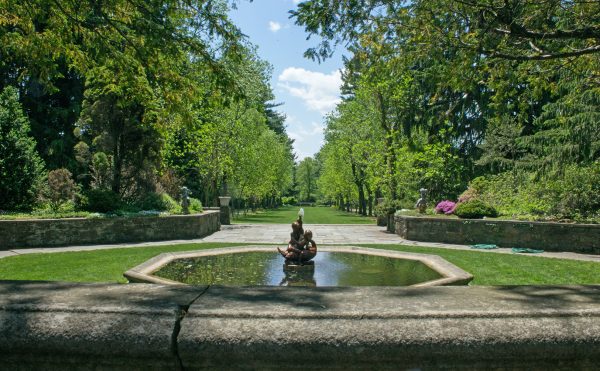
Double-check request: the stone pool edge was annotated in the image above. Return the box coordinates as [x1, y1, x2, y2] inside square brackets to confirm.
[123, 245, 473, 287]
[1, 281, 599, 369]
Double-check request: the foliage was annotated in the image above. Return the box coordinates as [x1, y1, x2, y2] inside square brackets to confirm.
[82, 189, 122, 213]
[435, 201, 457, 215]
[189, 198, 203, 213]
[465, 165, 600, 220]
[163, 47, 294, 208]
[136, 193, 181, 213]
[374, 199, 405, 216]
[294, 0, 599, 221]
[296, 157, 320, 202]
[281, 196, 298, 206]
[41, 169, 78, 212]
[0, 86, 45, 211]
[0, 0, 295, 213]
[454, 200, 498, 219]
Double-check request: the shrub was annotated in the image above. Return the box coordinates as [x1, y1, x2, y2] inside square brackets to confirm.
[163, 193, 182, 213]
[435, 200, 457, 215]
[281, 196, 297, 206]
[157, 169, 184, 199]
[42, 169, 78, 212]
[454, 200, 498, 219]
[136, 192, 181, 213]
[137, 192, 165, 211]
[189, 197, 203, 213]
[83, 189, 122, 213]
[374, 199, 405, 216]
[551, 162, 600, 218]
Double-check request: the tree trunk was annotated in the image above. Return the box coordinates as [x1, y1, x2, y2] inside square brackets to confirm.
[111, 132, 124, 194]
[366, 183, 373, 216]
[376, 90, 397, 200]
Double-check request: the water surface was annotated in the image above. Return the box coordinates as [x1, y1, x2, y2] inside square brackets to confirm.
[154, 251, 442, 287]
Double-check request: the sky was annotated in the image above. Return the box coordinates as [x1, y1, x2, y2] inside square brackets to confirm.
[229, 0, 346, 161]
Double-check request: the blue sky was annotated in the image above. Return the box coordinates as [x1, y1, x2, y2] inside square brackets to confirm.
[229, 0, 346, 160]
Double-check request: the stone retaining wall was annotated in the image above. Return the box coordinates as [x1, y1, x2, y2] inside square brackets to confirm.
[0, 211, 220, 249]
[395, 215, 600, 254]
[1, 281, 599, 369]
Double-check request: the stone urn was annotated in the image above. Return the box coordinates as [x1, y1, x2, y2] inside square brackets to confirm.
[218, 196, 231, 206]
[218, 196, 231, 225]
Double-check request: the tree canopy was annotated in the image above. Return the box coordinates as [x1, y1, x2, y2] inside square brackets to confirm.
[293, 0, 599, 219]
[0, 0, 295, 211]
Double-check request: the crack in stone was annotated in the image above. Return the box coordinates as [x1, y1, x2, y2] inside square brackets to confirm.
[171, 285, 211, 370]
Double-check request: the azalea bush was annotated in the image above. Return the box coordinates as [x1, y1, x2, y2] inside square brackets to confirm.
[435, 200, 457, 215]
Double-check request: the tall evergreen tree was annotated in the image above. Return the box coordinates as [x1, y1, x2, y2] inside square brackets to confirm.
[0, 86, 45, 210]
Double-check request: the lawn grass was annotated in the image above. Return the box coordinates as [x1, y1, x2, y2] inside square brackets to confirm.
[232, 205, 375, 224]
[0, 242, 597, 285]
[0, 243, 245, 283]
[363, 244, 600, 286]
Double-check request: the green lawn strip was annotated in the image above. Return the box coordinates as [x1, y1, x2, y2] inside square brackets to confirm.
[1, 242, 597, 285]
[0, 243, 248, 284]
[232, 205, 375, 224]
[362, 244, 600, 285]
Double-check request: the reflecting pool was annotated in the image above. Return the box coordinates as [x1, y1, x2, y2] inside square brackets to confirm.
[153, 251, 442, 287]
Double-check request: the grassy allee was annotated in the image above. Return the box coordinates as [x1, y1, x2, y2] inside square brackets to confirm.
[232, 205, 375, 224]
[0, 243, 597, 285]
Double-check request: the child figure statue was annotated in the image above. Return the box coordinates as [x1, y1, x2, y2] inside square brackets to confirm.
[414, 188, 428, 214]
[277, 218, 317, 264]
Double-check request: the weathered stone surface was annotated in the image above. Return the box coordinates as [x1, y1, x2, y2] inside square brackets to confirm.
[219, 205, 231, 225]
[395, 215, 600, 254]
[1, 282, 599, 369]
[0, 281, 207, 370]
[0, 211, 220, 249]
[179, 285, 600, 369]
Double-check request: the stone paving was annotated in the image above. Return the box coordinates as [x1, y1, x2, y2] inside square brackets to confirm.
[1, 223, 599, 263]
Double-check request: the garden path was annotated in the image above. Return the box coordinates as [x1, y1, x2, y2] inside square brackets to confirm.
[0, 224, 598, 263]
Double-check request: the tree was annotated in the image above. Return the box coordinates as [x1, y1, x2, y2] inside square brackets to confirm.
[0, 86, 45, 210]
[296, 157, 320, 202]
[291, 0, 600, 62]
[41, 168, 77, 212]
[0, 0, 248, 202]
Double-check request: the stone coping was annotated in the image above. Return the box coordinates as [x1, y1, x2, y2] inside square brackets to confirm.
[1, 281, 599, 369]
[123, 245, 473, 287]
[397, 214, 600, 228]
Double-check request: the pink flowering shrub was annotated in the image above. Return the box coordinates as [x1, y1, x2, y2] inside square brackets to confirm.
[435, 200, 457, 215]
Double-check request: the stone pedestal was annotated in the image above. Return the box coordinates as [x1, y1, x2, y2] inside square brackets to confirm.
[218, 197, 231, 225]
[386, 213, 396, 233]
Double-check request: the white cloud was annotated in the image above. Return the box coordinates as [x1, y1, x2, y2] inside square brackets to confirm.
[278, 67, 342, 114]
[269, 21, 282, 32]
[287, 120, 325, 160]
[292, 0, 302, 4]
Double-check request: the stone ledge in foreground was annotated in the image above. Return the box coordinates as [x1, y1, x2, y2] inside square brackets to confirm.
[1, 281, 599, 370]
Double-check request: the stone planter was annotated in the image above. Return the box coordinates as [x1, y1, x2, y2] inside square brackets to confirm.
[394, 215, 600, 254]
[0, 211, 220, 249]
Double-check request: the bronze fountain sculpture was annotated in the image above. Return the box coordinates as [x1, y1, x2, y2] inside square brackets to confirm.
[277, 209, 317, 265]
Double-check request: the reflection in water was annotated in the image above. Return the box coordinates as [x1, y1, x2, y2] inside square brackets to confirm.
[279, 262, 316, 287]
[154, 252, 442, 287]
